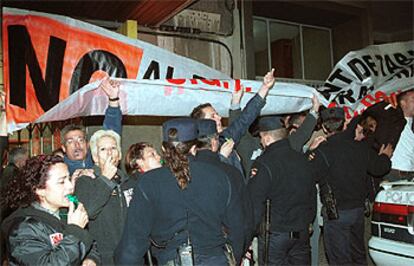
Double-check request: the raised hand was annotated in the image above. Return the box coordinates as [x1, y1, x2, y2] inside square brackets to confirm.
[99, 78, 120, 107]
[71, 169, 96, 185]
[263, 68, 276, 90]
[311, 94, 321, 113]
[232, 85, 245, 105]
[258, 68, 276, 99]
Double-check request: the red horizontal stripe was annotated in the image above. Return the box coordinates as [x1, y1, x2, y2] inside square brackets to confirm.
[374, 202, 408, 216]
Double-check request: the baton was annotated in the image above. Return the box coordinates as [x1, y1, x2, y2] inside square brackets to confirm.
[147, 249, 153, 266]
[264, 199, 271, 266]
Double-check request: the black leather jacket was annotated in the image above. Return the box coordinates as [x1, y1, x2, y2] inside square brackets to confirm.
[1, 205, 100, 265]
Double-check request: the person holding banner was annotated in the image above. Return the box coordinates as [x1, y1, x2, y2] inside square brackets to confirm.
[190, 69, 276, 179]
[61, 78, 122, 176]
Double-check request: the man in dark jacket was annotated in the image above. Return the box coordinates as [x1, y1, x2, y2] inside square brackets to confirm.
[312, 107, 393, 266]
[248, 116, 318, 265]
[61, 78, 122, 176]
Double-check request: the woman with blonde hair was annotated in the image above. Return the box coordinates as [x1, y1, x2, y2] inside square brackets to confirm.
[74, 129, 132, 265]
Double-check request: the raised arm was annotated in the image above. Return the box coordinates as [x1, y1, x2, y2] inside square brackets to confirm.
[288, 95, 319, 152]
[222, 69, 276, 144]
[100, 78, 122, 135]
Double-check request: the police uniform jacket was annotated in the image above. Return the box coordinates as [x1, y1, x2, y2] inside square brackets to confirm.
[312, 131, 391, 210]
[196, 149, 254, 250]
[248, 139, 317, 232]
[114, 156, 245, 265]
[229, 109, 317, 176]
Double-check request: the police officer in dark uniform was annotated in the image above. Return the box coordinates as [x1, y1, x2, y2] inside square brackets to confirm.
[248, 115, 317, 265]
[115, 118, 245, 265]
[311, 107, 392, 266]
[195, 119, 254, 253]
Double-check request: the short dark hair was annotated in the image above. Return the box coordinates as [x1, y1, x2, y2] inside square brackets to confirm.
[190, 103, 212, 119]
[125, 142, 154, 175]
[196, 134, 218, 150]
[287, 112, 307, 128]
[260, 128, 288, 141]
[60, 124, 86, 143]
[322, 118, 345, 134]
[358, 114, 377, 138]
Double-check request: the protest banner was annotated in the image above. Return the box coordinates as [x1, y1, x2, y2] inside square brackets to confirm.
[2, 7, 228, 132]
[4, 8, 412, 132]
[35, 78, 320, 124]
[3, 7, 324, 133]
[318, 41, 414, 117]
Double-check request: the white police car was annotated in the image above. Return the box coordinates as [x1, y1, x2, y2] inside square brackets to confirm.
[369, 180, 414, 266]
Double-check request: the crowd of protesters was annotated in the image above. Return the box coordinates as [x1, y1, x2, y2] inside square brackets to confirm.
[0, 71, 413, 266]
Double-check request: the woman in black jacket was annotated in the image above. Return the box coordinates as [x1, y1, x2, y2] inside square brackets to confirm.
[1, 154, 99, 266]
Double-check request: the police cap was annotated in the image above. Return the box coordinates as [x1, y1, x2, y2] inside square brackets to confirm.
[162, 118, 198, 142]
[197, 119, 217, 138]
[257, 115, 284, 132]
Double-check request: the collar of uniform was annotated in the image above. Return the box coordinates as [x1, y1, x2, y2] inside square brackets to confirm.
[196, 149, 219, 161]
[327, 131, 347, 142]
[187, 154, 197, 163]
[264, 138, 290, 154]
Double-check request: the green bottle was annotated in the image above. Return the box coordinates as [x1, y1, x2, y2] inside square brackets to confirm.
[66, 194, 79, 208]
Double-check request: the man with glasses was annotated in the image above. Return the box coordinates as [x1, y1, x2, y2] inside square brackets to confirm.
[61, 78, 122, 176]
